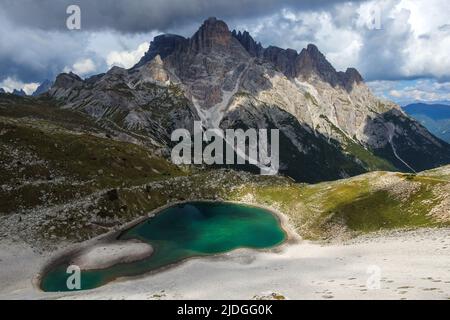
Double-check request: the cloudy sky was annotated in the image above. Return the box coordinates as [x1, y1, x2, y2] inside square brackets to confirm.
[0, 0, 449, 105]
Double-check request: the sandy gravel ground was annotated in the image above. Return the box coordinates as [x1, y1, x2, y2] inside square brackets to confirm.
[71, 241, 153, 271]
[0, 228, 449, 300]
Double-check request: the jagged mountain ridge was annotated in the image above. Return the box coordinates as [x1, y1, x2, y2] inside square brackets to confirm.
[32, 79, 54, 96]
[12, 89, 26, 97]
[232, 30, 363, 90]
[48, 17, 450, 182]
[0, 88, 28, 96]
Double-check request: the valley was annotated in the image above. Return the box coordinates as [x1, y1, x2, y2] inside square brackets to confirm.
[1, 93, 450, 299]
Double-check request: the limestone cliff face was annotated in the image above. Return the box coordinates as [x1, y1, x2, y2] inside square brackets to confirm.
[189, 17, 233, 52]
[134, 34, 188, 68]
[232, 30, 264, 58]
[48, 17, 450, 181]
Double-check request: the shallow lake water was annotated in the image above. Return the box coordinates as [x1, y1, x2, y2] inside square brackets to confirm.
[40, 201, 286, 292]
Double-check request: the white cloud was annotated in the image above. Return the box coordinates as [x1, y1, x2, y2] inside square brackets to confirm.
[23, 82, 40, 95]
[395, 89, 450, 102]
[106, 42, 150, 69]
[64, 58, 97, 76]
[394, 0, 450, 80]
[368, 79, 450, 105]
[0, 77, 39, 95]
[389, 89, 402, 98]
[399, 81, 450, 103]
[343, 0, 450, 81]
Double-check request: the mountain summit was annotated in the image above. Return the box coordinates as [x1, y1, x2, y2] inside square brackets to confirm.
[190, 17, 233, 52]
[48, 17, 450, 182]
[32, 79, 54, 96]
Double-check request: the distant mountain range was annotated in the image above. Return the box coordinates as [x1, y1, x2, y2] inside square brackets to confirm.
[403, 103, 450, 143]
[12, 89, 26, 97]
[0, 79, 53, 97]
[0, 88, 26, 96]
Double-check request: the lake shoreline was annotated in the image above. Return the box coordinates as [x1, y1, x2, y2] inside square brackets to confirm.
[35, 200, 297, 292]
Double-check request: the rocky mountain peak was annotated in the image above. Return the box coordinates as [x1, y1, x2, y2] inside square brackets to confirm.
[337, 67, 364, 91]
[134, 34, 187, 68]
[32, 79, 54, 96]
[344, 67, 363, 83]
[306, 43, 320, 54]
[262, 46, 298, 77]
[231, 31, 361, 91]
[189, 17, 232, 52]
[231, 30, 264, 58]
[51, 72, 83, 93]
[12, 89, 26, 97]
[297, 44, 340, 86]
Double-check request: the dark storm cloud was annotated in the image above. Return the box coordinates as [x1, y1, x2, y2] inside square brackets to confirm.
[0, 8, 99, 83]
[2, 0, 367, 32]
[1, 0, 450, 94]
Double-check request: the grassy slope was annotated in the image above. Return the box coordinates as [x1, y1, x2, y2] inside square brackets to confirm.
[0, 96, 185, 243]
[230, 169, 450, 240]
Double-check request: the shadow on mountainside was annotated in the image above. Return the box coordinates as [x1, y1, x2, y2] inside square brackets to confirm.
[219, 102, 369, 183]
[362, 108, 450, 173]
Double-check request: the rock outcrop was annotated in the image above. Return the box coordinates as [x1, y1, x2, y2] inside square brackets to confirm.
[189, 17, 233, 52]
[134, 34, 188, 68]
[231, 30, 264, 58]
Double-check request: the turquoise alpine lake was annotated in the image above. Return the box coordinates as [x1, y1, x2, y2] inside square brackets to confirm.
[40, 202, 287, 292]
